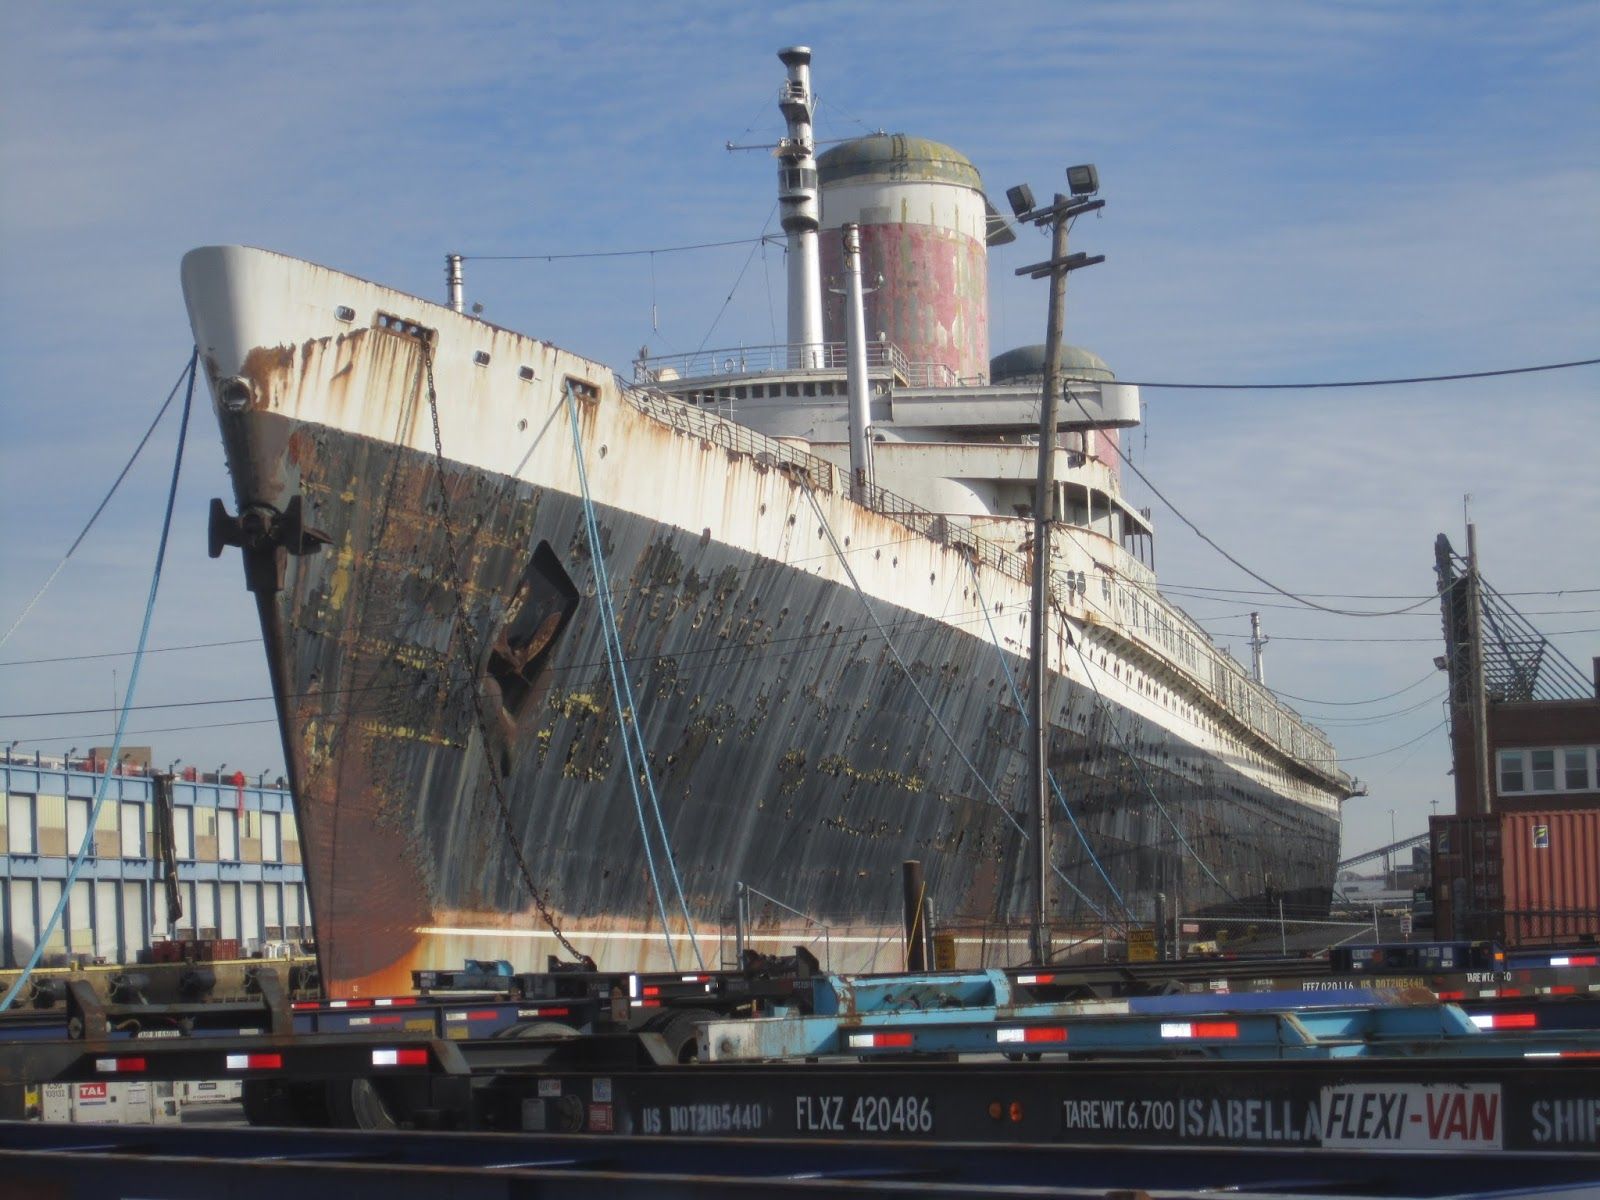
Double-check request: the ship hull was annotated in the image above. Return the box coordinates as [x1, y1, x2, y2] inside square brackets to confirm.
[183, 246, 1342, 997]
[247, 412, 1336, 995]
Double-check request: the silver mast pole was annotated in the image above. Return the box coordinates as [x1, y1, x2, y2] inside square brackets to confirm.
[842, 223, 874, 502]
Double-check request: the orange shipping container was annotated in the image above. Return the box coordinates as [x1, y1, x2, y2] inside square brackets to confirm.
[1431, 807, 1600, 949]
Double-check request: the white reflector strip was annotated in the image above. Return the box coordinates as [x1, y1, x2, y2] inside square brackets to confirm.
[847, 1033, 875, 1049]
[372, 1049, 399, 1066]
[1551, 957, 1570, 967]
[225, 1054, 250, 1069]
[996, 1029, 1025, 1044]
[629, 975, 639, 998]
[1470, 1014, 1493, 1029]
[445, 1011, 468, 1021]
[93, 1058, 116, 1072]
[1160, 1023, 1193, 1039]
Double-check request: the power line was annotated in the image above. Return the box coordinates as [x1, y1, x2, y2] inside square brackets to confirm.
[0, 356, 194, 652]
[1065, 355, 1600, 391]
[1302, 691, 1445, 727]
[0, 600, 1017, 723]
[11, 717, 280, 745]
[1198, 628, 1600, 644]
[1265, 666, 1441, 708]
[0, 639, 258, 668]
[1315, 719, 1449, 764]
[1148, 582, 1600, 600]
[1071, 390, 1574, 621]
[463, 235, 780, 262]
[1161, 589, 1600, 620]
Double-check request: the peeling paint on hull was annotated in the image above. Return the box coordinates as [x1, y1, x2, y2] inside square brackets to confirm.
[182, 245, 1344, 999]
[249, 413, 1337, 997]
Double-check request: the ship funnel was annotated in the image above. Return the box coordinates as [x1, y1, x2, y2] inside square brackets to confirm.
[777, 46, 824, 369]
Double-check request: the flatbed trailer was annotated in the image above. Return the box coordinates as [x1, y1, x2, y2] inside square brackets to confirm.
[3, 1113, 1598, 1198]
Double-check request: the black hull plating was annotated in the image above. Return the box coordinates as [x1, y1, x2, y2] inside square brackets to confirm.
[250, 410, 1338, 992]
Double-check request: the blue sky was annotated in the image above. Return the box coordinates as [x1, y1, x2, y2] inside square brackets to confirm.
[2, 1, 1596, 863]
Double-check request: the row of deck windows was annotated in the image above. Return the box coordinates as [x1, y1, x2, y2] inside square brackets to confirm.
[684, 380, 847, 404]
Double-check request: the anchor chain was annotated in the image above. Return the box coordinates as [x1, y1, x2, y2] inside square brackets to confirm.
[421, 342, 588, 966]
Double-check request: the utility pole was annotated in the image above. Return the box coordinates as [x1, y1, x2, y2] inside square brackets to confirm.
[1466, 523, 1492, 815]
[1006, 168, 1105, 967]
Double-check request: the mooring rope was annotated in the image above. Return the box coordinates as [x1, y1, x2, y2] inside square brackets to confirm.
[563, 383, 703, 969]
[797, 479, 1112, 922]
[2, 352, 196, 1012]
[965, 560, 1129, 914]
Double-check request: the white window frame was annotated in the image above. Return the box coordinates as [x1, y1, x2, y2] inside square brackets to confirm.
[66, 797, 91, 858]
[119, 802, 145, 859]
[1497, 746, 1597, 795]
[173, 805, 194, 861]
[6, 794, 36, 855]
[218, 808, 240, 861]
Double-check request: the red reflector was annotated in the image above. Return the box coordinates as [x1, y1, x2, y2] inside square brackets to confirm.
[226, 1052, 283, 1070]
[1550, 985, 1577, 995]
[290, 1001, 319, 1011]
[467, 1010, 500, 1020]
[371, 1015, 403, 1025]
[1501, 987, 1523, 997]
[347, 999, 373, 1008]
[537, 1007, 571, 1017]
[397, 1048, 428, 1065]
[390, 997, 417, 1006]
[1024, 1027, 1067, 1044]
[1570, 956, 1598, 967]
[1436, 990, 1464, 1000]
[95, 1057, 148, 1073]
[1494, 1012, 1538, 1029]
[643, 986, 661, 997]
[1193, 1022, 1239, 1039]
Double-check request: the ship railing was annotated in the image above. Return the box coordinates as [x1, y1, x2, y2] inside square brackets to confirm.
[1105, 569, 1339, 772]
[898, 361, 965, 389]
[619, 378, 1340, 773]
[619, 380, 1036, 591]
[633, 340, 913, 384]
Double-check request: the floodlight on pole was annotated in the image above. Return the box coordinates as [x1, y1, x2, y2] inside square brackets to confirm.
[1006, 183, 1035, 219]
[1066, 163, 1099, 196]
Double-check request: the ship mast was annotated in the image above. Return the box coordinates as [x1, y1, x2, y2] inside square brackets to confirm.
[776, 46, 824, 369]
[841, 223, 874, 502]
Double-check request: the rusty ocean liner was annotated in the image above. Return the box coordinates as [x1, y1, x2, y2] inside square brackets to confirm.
[183, 48, 1350, 997]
